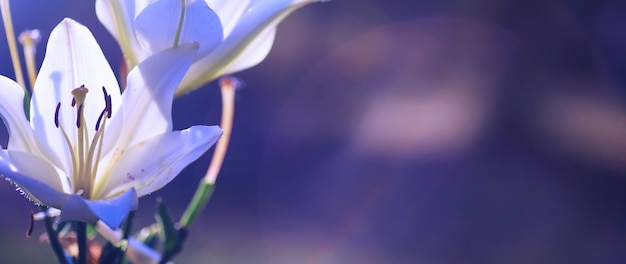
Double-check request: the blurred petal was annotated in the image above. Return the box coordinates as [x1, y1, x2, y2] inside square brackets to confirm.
[59, 188, 137, 228]
[178, 0, 321, 94]
[96, 0, 149, 65]
[31, 18, 121, 172]
[0, 150, 68, 207]
[134, 0, 223, 60]
[0, 76, 38, 153]
[116, 43, 197, 146]
[98, 125, 222, 198]
[205, 0, 251, 36]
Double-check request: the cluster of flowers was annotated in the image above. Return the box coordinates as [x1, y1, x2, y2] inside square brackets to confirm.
[0, 0, 323, 262]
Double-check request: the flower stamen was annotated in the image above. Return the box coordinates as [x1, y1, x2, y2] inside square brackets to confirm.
[53, 85, 114, 198]
[54, 103, 61, 128]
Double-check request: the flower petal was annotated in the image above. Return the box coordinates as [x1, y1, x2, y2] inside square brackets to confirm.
[205, 0, 251, 36]
[134, 0, 223, 61]
[4, 150, 71, 193]
[96, 0, 150, 66]
[97, 125, 222, 199]
[115, 43, 197, 147]
[177, 0, 322, 94]
[0, 76, 39, 153]
[59, 188, 137, 228]
[31, 18, 122, 172]
[0, 150, 68, 208]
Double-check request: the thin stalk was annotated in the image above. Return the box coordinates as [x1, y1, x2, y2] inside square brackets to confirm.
[18, 29, 40, 91]
[0, 0, 26, 90]
[42, 207, 69, 264]
[76, 221, 87, 264]
[173, 0, 186, 47]
[180, 77, 237, 227]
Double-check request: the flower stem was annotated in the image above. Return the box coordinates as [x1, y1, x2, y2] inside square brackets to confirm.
[42, 207, 69, 264]
[76, 221, 87, 264]
[180, 77, 237, 227]
[180, 181, 214, 228]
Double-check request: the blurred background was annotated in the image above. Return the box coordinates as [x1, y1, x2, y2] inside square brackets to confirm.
[1, 0, 626, 263]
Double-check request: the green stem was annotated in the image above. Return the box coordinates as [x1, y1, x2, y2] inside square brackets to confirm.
[179, 181, 215, 228]
[76, 222, 87, 264]
[42, 207, 68, 264]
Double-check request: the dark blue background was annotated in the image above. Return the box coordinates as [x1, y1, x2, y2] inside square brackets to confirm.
[0, 0, 626, 263]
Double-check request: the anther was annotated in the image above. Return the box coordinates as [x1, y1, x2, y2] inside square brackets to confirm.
[26, 212, 34, 238]
[106, 94, 112, 118]
[95, 109, 105, 131]
[54, 102, 61, 128]
[76, 104, 83, 128]
[102, 86, 112, 118]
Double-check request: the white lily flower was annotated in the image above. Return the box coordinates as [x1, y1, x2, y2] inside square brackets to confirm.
[0, 18, 222, 228]
[95, 0, 325, 95]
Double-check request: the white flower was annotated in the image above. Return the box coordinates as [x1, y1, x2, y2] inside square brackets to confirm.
[96, 0, 325, 95]
[0, 18, 222, 228]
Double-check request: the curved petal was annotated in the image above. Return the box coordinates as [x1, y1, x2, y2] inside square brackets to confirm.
[0, 76, 39, 153]
[59, 188, 137, 228]
[205, 0, 252, 36]
[114, 43, 197, 147]
[134, 0, 223, 61]
[31, 18, 122, 172]
[0, 150, 68, 208]
[177, 0, 322, 94]
[4, 150, 70, 193]
[96, 125, 222, 199]
[96, 0, 149, 66]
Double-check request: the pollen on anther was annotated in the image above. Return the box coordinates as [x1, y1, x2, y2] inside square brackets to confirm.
[54, 103, 61, 128]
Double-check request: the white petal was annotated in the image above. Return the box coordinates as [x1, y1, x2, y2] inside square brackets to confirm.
[31, 18, 122, 172]
[59, 188, 137, 228]
[134, 0, 223, 60]
[96, 0, 150, 66]
[4, 150, 70, 193]
[0, 150, 68, 208]
[115, 43, 197, 147]
[205, 0, 252, 36]
[0, 76, 39, 153]
[97, 125, 222, 199]
[177, 0, 321, 94]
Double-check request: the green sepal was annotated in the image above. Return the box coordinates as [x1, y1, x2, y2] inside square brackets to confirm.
[155, 198, 183, 264]
[22, 90, 30, 121]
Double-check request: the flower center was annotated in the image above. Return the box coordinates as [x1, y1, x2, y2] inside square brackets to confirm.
[54, 85, 112, 197]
